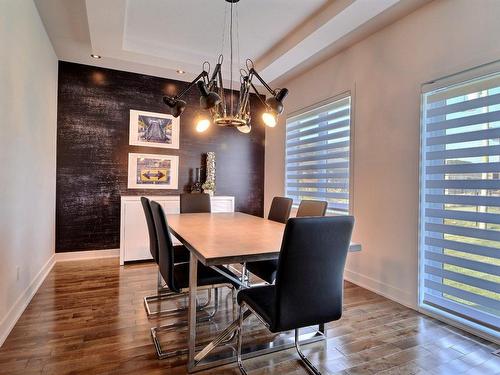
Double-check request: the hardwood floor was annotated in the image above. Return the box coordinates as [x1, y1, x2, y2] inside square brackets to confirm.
[0, 258, 498, 375]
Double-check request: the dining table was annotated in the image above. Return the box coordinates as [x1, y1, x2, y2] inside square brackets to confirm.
[167, 211, 361, 373]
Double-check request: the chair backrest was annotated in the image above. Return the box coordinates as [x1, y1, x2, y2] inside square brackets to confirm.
[140, 197, 159, 263]
[180, 193, 211, 213]
[150, 200, 178, 292]
[273, 216, 354, 331]
[268, 197, 293, 224]
[296, 200, 328, 217]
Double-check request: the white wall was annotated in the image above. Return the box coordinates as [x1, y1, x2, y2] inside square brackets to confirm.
[0, 0, 58, 345]
[265, 0, 500, 308]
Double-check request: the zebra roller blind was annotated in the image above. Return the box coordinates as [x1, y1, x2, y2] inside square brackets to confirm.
[285, 95, 351, 213]
[420, 69, 500, 337]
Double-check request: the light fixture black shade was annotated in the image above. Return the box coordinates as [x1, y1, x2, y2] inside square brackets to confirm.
[275, 88, 289, 102]
[197, 81, 222, 110]
[265, 88, 289, 115]
[163, 96, 186, 117]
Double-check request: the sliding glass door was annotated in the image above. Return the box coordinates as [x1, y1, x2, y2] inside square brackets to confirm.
[419, 67, 500, 339]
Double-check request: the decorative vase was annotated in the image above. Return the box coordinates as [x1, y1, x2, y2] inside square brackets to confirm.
[191, 168, 202, 193]
[202, 152, 216, 195]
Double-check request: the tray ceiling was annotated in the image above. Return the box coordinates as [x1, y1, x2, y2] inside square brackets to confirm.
[35, 0, 429, 84]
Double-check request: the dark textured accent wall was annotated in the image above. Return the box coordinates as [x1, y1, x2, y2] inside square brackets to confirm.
[56, 61, 265, 252]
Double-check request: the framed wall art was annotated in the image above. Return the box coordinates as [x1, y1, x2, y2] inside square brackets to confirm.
[127, 153, 179, 189]
[129, 109, 180, 149]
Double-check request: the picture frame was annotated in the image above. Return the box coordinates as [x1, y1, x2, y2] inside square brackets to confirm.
[129, 109, 180, 149]
[127, 153, 179, 189]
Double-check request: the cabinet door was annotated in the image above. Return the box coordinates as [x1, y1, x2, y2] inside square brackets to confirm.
[160, 200, 182, 246]
[121, 197, 234, 263]
[122, 201, 152, 262]
[122, 198, 181, 262]
[211, 198, 234, 212]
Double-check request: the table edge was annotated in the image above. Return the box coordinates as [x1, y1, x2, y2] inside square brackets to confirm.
[170, 224, 361, 266]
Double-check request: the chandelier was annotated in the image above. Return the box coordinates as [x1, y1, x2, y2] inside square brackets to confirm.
[163, 0, 288, 134]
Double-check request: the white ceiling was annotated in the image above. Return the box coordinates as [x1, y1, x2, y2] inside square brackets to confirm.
[123, 0, 327, 65]
[35, 0, 429, 84]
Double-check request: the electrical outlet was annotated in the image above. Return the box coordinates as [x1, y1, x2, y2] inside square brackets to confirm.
[16, 266, 20, 281]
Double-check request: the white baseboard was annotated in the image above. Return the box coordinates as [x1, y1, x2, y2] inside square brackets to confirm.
[56, 249, 119, 262]
[0, 253, 56, 347]
[344, 268, 416, 309]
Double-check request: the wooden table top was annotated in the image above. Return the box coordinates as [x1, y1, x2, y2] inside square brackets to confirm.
[167, 212, 361, 266]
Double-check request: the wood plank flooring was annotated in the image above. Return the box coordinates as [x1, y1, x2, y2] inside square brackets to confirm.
[0, 258, 498, 375]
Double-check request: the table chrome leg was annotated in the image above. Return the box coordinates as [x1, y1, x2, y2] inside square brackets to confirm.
[190, 313, 324, 372]
[186, 265, 326, 373]
[187, 252, 198, 372]
[240, 263, 248, 287]
[231, 287, 237, 320]
[157, 270, 164, 292]
[210, 266, 247, 289]
[151, 308, 217, 359]
[193, 308, 252, 365]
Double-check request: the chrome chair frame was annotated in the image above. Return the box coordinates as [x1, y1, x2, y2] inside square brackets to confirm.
[236, 302, 323, 375]
[143, 270, 213, 317]
[151, 283, 236, 359]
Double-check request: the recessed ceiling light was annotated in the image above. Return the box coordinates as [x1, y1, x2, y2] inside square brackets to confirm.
[90, 54, 101, 59]
[176, 69, 186, 74]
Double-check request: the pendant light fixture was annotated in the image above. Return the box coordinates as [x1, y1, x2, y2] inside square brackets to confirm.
[163, 0, 288, 133]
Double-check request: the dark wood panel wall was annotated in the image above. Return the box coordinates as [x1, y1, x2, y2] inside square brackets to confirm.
[56, 61, 265, 252]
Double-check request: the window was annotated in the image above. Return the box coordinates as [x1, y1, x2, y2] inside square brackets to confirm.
[285, 94, 351, 213]
[420, 68, 500, 339]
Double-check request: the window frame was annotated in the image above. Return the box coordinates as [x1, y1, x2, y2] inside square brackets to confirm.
[284, 90, 354, 215]
[418, 61, 500, 342]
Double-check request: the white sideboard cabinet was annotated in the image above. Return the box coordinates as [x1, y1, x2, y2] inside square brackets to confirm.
[120, 195, 234, 265]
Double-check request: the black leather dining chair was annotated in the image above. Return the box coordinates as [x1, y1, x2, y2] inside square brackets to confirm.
[179, 193, 218, 309]
[244, 197, 292, 285]
[246, 197, 327, 284]
[149, 200, 238, 359]
[236, 216, 354, 375]
[141, 197, 190, 317]
[267, 196, 293, 224]
[141, 197, 191, 266]
[296, 199, 328, 217]
[180, 193, 211, 213]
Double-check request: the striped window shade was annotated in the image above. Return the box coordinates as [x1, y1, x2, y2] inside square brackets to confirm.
[420, 69, 500, 338]
[285, 95, 351, 213]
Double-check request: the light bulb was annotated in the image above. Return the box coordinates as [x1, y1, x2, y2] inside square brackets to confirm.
[196, 118, 211, 133]
[237, 124, 251, 133]
[262, 112, 277, 127]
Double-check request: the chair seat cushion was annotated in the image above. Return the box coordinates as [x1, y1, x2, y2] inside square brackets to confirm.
[237, 285, 276, 331]
[173, 263, 239, 290]
[173, 245, 190, 264]
[246, 259, 278, 284]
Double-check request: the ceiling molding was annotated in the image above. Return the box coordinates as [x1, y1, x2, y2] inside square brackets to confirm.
[35, 0, 429, 85]
[259, 0, 402, 82]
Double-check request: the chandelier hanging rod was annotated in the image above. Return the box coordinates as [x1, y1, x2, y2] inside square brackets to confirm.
[162, 0, 288, 133]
